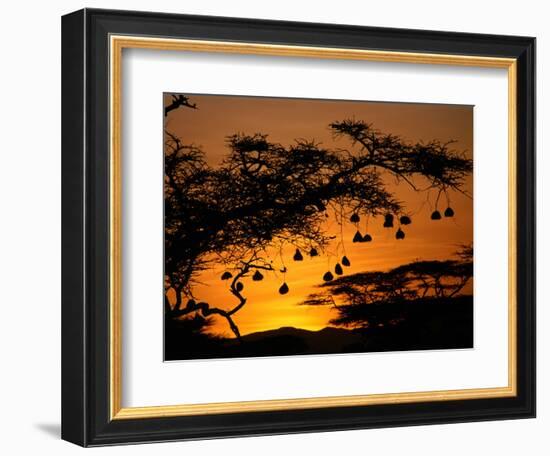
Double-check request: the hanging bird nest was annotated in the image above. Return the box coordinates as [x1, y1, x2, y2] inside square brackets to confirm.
[383, 213, 394, 228]
[395, 228, 405, 240]
[252, 270, 264, 281]
[350, 213, 360, 223]
[220, 271, 232, 280]
[399, 215, 412, 225]
[293, 248, 304, 261]
[352, 230, 363, 243]
[323, 271, 334, 282]
[235, 282, 244, 292]
[309, 247, 319, 257]
[444, 207, 455, 217]
[335, 263, 344, 275]
[361, 233, 372, 242]
[279, 282, 289, 295]
[431, 210, 442, 220]
[341, 256, 351, 267]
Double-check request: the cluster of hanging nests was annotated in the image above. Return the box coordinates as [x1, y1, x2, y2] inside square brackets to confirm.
[350, 207, 454, 244]
[220, 206, 455, 295]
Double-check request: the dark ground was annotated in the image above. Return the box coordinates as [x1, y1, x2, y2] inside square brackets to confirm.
[164, 295, 473, 361]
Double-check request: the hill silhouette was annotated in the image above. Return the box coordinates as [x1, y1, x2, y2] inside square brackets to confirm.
[165, 295, 473, 361]
[229, 326, 365, 356]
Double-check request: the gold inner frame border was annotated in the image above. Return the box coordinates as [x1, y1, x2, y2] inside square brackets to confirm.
[109, 35, 517, 420]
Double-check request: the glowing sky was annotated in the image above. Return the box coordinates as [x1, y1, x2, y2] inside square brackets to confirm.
[164, 94, 473, 337]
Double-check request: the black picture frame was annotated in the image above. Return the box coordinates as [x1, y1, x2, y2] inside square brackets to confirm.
[62, 8, 535, 447]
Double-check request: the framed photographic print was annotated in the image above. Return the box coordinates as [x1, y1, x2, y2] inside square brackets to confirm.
[61, 8, 535, 446]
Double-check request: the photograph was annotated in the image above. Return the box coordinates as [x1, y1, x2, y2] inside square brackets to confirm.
[58, 6, 536, 448]
[163, 93, 474, 361]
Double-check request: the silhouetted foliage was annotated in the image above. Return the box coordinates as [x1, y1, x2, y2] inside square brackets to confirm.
[301, 246, 473, 330]
[164, 94, 197, 116]
[164, 96, 473, 340]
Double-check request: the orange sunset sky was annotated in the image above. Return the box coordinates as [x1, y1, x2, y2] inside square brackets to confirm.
[164, 94, 473, 337]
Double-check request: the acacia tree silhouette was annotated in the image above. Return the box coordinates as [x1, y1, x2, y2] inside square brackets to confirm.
[301, 246, 473, 329]
[164, 96, 473, 341]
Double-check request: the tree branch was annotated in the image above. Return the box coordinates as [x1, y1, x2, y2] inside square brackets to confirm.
[165, 94, 198, 116]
